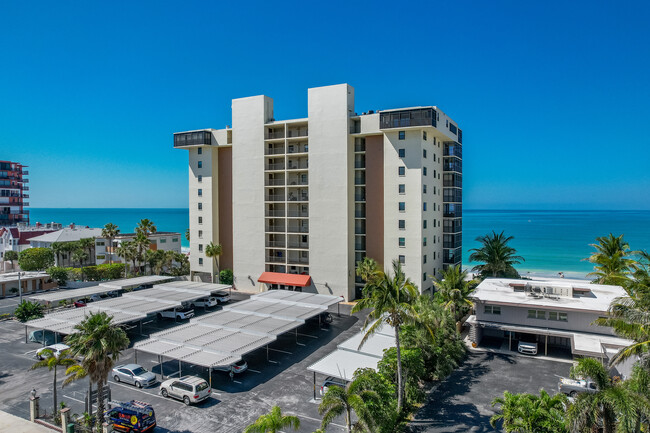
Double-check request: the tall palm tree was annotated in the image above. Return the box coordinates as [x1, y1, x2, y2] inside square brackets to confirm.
[433, 265, 474, 332]
[51, 242, 64, 267]
[101, 223, 120, 265]
[356, 257, 380, 285]
[78, 238, 95, 266]
[72, 250, 89, 278]
[65, 312, 129, 430]
[163, 250, 176, 274]
[115, 241, 137, 277]
[567, 358, 648, 433]
[185, 228, 190, 242]
[351, 259, 419, 412]
[30, 348, 76, 413]
[490, 389, 568, 433]
[205, 242, 223, 283]
[318, 381, 377, 433]
[585, 234, 635, 286]
[243, 406, 300, 433]
[136, 219, 157, 238]
[134, 232, 151, 275]
[469, 231, 524, 278]
[63, 363, 93, 416]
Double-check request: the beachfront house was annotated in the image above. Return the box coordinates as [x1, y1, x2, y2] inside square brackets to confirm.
[468, 277, 635, 377]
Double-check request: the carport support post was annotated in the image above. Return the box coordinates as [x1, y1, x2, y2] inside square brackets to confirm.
[266, 344, 269, 362]
[159, 355, 164, 380]
[545, 334, 548, 356]
[134, 349, 137, 364]
[139, 320, 143, 335]
[209, 368, 212, 388]
[313, 371, 316, 401]
[24, 325, 27, 343]
[178, 359, 181, 377]
[509, 331, 512, 351]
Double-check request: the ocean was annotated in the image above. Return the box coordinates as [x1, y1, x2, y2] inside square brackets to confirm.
[28, 209, 650, 279]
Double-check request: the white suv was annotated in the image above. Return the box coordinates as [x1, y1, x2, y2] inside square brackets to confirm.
[160, 376, 211, 405]
[157, 307, 194, 321]
[189, 297, 218, 309]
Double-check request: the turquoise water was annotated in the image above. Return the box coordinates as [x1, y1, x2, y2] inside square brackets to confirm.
[28, 209, 650, 278]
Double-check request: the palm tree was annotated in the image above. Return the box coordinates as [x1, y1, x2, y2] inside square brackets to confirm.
[72, 249, 89, 279]
[30, 348, 76, 413]
[243, 406, 300, 433]
[65, 312, 129, 430]
[318, 381, 377, 433]
[356, 257, 380, 286]
[136, 219, 157, 238]
[567, 358, 648, 433]
[51, 242, 64, 267]
[63, 363, 93, 416]
[351, 259, 419, 412]
[101, 223, 120, 265]
[185, 228, 190, 242]
[163, 250, 176, 274]
[585, 234, 635, 286]
[78, 238, 95, 266]
[469, 231, 524, 278]
[490, 389, 568, 433]
[205, 242, 223, 283]
[433, 265, 474, 332]
[115, 241, 137, 276]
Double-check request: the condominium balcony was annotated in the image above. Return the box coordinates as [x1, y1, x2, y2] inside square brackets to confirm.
[265, 178, 286, 186]
[265, 224, 286, 233]
[265, 146, 285, 155]
[286, 160, 308, 170]
[350, 121, 361, 134]
[443, 188, 462, 203]
[443, 173, 463, 188]
[174, 131, 212, 147]
[354, 172, 366, 185]
[21, 170, 29, 175]
[287, 143, 308, 154]
[287, 226, 308, 234]
[287, 209, 309, 218]
[443, 158, 462, 173]
[265, 209, 285, 217]
[443, 219, 463, 234]
[287, 256, 309, 265]
[443, 234, 462, 249]
[444, 142, 462, 158]
[287, 191, 308, 202]
[354, 154, 366, 169]
[380, 108, 437, 129]
[266, 129, 285, 140]
[266, 240, 286, 248]
[22, 186, 29, 191]
[265, 255, 286, 264]
[287, 127, 308, 138]
[265, 193, 286, 202]
[443, 247, 462, 265]
[354, 138, 366, 152]
[265, 162, 286, 171]
[287, 240, 309, 249]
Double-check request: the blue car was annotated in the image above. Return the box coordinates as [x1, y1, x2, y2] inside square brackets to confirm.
[105, 401, 156, 433]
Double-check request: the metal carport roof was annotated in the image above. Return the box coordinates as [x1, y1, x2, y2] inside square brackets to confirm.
[98, 275, 174, 291]
[307, 350, 381, 382]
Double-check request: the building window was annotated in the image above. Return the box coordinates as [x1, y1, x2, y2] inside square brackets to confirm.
[423, 184, 427, 194]
[423, 202, 427, 211]
[399, 237, 405, 247]
[423, 149, 427, 158]
[433, 219, 437, 227]
[434, 186, 436, 195]
[398, 184, 405, 194]
[399, 202, 405, 212]
[423, 255, 427, 264]
[198, 203, 202, 210]
[198, 230, 203, 238]
[199, 258, 203, 265]
[423, 272, 427, 282]
[423, 220, 427, 229]
[198, 189, 202, 197]
[160, 238, 167, 243]
[198, 175, 203, 183]
[398, 220, 406, 230]
[433, 154, 436, 162]
[398, 148, 405, 158]
[398, 255, 405, 264]
[434, 169, 437, 178]
[433, 251, 436, 260]
[423, 237, 427, 246]
[198, 244, 203, 252]
[549, 312, 568, 322]
[198, 161, 202, 168]
[528, 309, 546, 319]
[398, 131, 405, 140]
[198, 148, 202, 155]
[172, 238, 178, 242]
[198, 216, 203, 224]
[423, 131, 427, 141]
[423, 167, 427, 176]
[398, 167, 405, 176]
[484, 305, 501, 315]
[96, 241, 105, 246]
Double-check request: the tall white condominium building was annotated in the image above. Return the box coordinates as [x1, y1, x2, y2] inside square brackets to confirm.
[174, 84, 462, 301]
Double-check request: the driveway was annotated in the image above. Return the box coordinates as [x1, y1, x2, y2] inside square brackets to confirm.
[408, 351, 572, 433]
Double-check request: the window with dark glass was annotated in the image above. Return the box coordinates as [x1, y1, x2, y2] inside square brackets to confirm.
[398, 167, 405, 176]
[399, 255, 405, 264]
[399, 131, 405, 140]
[399, 202, 405, 211]
[398, 184, 405, 194]
[398, 220, 405, 229]
[399, 237, 405, 247]
[198, 161, 202, 168]
[398, 148, 405, 157]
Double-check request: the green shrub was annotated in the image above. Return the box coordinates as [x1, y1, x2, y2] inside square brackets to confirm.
[14, 301, 44, 322]
[18, 248, 55, 271]
[219, 269, 234, 285]
[66, 267, 82, 281]
[47, 266, 69, 286]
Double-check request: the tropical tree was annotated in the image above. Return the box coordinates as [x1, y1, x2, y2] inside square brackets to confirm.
[318, 380, 377, 433]
[490, 389, 568, 433]
[185, 228, 190, 242]
[78, 238, 95, 266]
[566, 357, 649, 433]
[51, 243, 64, 267]
[18, 247, 55, 271]
[133, 232, 151, 275]
[351, 259, 420, 412]
[72, 249, 88, 269]
[14, 300, 44, 322]
[101, 223, 120, 265]
[378, 347, 426, 407]
[4, 250, 18, 270]
[30, 349, 76, 413]
[65, 312, 129, 430]
[243, 406, 300, 433]
[115, 241, 137, 276]
[585, 234, 636, 286]
[356, 257, 380, 286]
[47, 266, 68, 287]
[468, 231, 524, 278]
[433, 265, 474, 332]
[205, 242, 223, 283]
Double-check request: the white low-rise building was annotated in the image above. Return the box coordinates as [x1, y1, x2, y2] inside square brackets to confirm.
[29, 226, 103, 267]
[469, 277, 633, 371]
[94, 232, 182, 265]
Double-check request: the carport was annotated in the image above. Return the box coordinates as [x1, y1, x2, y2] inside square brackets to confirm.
[307, 321, 395, 399]
[133, 290, 342, 384]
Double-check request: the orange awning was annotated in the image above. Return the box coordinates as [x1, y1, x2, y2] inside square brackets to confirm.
[258, 272, 312, 287]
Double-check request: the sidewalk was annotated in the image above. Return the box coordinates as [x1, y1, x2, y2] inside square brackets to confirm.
[0, 411, 54, 433]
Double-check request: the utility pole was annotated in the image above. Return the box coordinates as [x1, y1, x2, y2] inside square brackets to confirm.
[18, 271, 23, 303]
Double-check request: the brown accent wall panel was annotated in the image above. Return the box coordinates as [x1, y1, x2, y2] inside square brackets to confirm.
[218, 147, 233, 270]
[365, 135, 384, 268]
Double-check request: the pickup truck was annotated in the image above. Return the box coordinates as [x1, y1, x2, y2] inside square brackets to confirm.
[157, 307, 195, 321]
[558, 377, 598, 396]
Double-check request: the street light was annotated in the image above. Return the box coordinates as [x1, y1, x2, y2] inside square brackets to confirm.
[18, 271, 24, 304]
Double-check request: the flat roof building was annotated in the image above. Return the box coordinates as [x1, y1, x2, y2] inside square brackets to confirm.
[0, 160, 29, 226]
[174, 84, 463, 300]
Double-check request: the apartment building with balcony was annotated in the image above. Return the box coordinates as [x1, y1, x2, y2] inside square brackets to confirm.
[0, 160, 29, 226]
[174, 84, 463, 301]
[94, 231, 182, 265]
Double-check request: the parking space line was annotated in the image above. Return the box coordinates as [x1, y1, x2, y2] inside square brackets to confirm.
[288, 413, 346, 430]
[233, 380, 242, 384]
[296, 342, 306, 346]
[24, 349, 38, 356]
[268, 348, 292, 355]
[297, 333, 318, 339]
[62, 394, 87, 405]
[248, 369, 261, 374]
[110, 382, 177, 402]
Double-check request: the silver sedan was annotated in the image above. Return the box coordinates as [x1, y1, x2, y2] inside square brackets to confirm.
[111, 364, 157, 388]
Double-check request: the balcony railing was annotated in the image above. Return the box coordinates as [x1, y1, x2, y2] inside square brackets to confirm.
[350, 123, 361, 134]
[444, 235, 462, 249]
[265, 179, 285, 186]
[287, 178, 308, 186]
[265, 194, 285, 202]
[287, 226, 309, 233]
[443, 159, 462, 173]
[266, 130, 285, 139]
[443, 173, 463, 188]
[443, 188, 462, 203]
[266, 256, 286, 263]
[444, 142, 462, 158]
[287, 210, 309, 218]
[266, 241, 286, 248]
[355, 193, 366, 201]
[443, 247, 462, 264]
[287, 241, 309, 249]
[22, 186, 29, 191]
[265, 163, 285, 171]
[266, 225, 286, 233]
[174, 131, 211, 147]
[287, 256, 309, 264]
[287, 128, 308, 138]
[287, 144, 308, 154]
[287, 193, 308, 202]
[265, 147, 285, 155]
[380, 108, 436, 129]
[286, 162, 308, 170]
[21, 171, 29, 175]
[443, 220, 463, 233]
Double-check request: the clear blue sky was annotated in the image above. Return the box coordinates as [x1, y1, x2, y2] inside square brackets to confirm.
[1, 1, 649, 209]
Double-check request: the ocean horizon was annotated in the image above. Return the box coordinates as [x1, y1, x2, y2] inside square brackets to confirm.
[27, 208, 650, 279]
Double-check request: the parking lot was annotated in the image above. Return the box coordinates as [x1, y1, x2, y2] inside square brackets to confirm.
[0, 292, 363, 433]
[408, 351, 572, 433]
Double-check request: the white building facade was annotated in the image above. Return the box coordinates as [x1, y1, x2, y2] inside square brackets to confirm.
[94, 232, 182, 265]
[174, 84, 463, 300]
